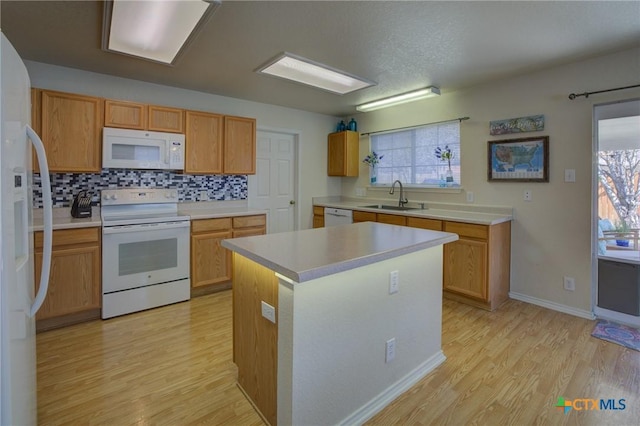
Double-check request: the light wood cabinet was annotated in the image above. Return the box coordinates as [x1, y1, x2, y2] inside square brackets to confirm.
[311, 205, 511, 311]
[185, 110, 224, 174]
[224, 116, 256, 174]
[39, 90, 103, 172]
[377, 213, 407, 226]
[443, 221, 511, 311]
[407, 217, 443, 231]
[148, 105, 184, 133]
[34, 227, 101, 331]
[191, 214, 266, 295]
[313, 206, 324, 228]
[191, 218, 233, 292]
[328, 130, 359, 176]
[104, 99, 147, 130]
[232, 215, 267, 237]
[353, 210, 376, 223]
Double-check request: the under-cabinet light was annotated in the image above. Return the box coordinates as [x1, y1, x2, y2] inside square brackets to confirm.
[356, 86, 441, 112]
[256, 52, 376, 95]
[102, 0, 221, 65]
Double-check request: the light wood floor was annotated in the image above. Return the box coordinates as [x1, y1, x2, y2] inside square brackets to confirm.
[37, 292, 640, 425]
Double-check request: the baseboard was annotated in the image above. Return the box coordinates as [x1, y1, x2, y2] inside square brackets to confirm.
[509, 291, 595, 320]
[338, 350, 447, 426]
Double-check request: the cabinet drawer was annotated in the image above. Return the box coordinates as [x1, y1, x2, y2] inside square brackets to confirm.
[445, 221, 488, 240]
[191, 218, 232, 233]
[35, 227, 100, 249]
[377, 213, 407, 226]
[353, 210, 376, 222]
[233, 215, 266, 229]
[313, 206, 324, 216]
[406, 217, 443, 231]
[233, 228, 265, 238]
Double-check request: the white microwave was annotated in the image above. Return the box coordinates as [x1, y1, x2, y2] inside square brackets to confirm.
[102, 127, 185, 170]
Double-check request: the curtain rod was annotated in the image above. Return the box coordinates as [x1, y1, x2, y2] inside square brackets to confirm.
[568, 84, 640, 100]
[360, 117, 470, 136]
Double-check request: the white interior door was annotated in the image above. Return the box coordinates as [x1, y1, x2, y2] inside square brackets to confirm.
[249, 130, 297, 233]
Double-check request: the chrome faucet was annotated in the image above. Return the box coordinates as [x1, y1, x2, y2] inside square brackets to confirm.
[389, 180, 408, 207]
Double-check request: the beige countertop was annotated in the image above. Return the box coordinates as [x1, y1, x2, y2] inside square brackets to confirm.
[221, 221, 458, 283]
[313, 196, 513, 225]
[32, 201, 268, 231]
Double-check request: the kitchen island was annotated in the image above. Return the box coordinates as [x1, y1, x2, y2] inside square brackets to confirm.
[222, 222, 458, 425]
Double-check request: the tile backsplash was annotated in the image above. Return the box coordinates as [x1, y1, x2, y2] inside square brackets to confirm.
[33, 169, 248, 208]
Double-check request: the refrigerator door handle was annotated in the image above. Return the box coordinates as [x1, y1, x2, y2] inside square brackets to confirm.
[26, 125, 52, 318]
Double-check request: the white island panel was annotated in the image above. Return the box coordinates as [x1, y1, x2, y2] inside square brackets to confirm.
[278, 248, 445, 425]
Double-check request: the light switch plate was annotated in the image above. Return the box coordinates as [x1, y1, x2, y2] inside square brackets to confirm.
[564, 169, 576, 182]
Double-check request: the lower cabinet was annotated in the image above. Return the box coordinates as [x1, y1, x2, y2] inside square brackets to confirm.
[443, 221, 511, 311]
[190, 214, 266, 295]
[34, 227, 101, 332]
[313, 206, 324, 228]
[313, 205, 512, 311]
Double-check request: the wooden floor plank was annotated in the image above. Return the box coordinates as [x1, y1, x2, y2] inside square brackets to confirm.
[37, 293, 640, 425]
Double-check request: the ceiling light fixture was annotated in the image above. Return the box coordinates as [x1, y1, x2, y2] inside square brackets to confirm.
[102, 0, 221, 65]
[256, 52, 376, 95]
[356, 86, 441, 112]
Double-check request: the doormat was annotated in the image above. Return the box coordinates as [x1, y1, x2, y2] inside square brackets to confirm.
[591, 320, 640, 352]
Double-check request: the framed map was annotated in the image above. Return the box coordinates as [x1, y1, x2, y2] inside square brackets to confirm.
[488, 136, 549, 182]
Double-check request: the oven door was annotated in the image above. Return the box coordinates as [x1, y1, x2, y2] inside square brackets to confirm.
[102, 221, 190, 294]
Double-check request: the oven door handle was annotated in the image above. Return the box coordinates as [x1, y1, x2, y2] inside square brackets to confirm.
[102, 221, 190, 235]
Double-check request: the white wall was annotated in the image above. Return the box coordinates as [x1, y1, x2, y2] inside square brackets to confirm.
[342, 47, 640, 315]
[24, 61, 341, 229]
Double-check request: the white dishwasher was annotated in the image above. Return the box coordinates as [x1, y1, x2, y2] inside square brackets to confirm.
[324, 208, 353, 226]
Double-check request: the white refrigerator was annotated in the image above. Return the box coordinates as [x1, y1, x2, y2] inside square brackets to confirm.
[0, 32, 53, 425]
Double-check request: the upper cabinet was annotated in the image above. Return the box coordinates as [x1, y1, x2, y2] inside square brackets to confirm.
[104, 100, 147, 130]
[328, 130, 359, 176]
[185, 110, 224, 174]
[224, 115, 256, 174]
[148, 105, 184, 133]
[38, 90, 103, 173]
[105, 100, 184, 133]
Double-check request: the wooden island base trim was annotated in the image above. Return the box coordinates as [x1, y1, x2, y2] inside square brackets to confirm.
[232, 253, 278, 426]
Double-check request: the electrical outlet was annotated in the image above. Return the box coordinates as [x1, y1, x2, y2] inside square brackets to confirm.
[466, 191, 474, 203]
[389, 270, 399, 294]
[523, 189, 532, 202]
[385, 338, 396, 363]
[261, 301, 276, 323]
[563, 276, 575, 291]
[564, 169, 576, 183]
[200, 190, 209, 201]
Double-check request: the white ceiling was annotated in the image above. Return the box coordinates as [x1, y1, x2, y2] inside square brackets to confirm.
[1, 1, 639, 116]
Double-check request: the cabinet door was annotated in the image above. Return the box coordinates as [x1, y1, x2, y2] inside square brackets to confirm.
[443, 238, 488, 301]
[148, 105, 184, 133]
[185, 110, 223, 174]
[40, 90, 103, 172]
[34, 245, 101, 320]
[313, 215, 324, 228]
[191, 230, 233, 288]
[104, 100, 147, 130]
[224, 116, 256, 174]
[327, 131, 358, 176]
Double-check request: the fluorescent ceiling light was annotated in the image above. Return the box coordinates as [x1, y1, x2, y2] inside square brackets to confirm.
[256, 52, 376, 95]
[356, 87, 441, 112]
[102, 0, 221, 65]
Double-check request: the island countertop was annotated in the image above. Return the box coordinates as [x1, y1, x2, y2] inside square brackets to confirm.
[221, 221, 458, 283]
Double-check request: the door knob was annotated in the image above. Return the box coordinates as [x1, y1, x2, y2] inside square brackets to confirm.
[289, 200, 296, 205]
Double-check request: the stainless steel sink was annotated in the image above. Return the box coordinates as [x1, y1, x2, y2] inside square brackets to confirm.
[359, 204, 421, 211]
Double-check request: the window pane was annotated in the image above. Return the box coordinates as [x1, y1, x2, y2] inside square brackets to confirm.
[371, 121, 461, 186]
